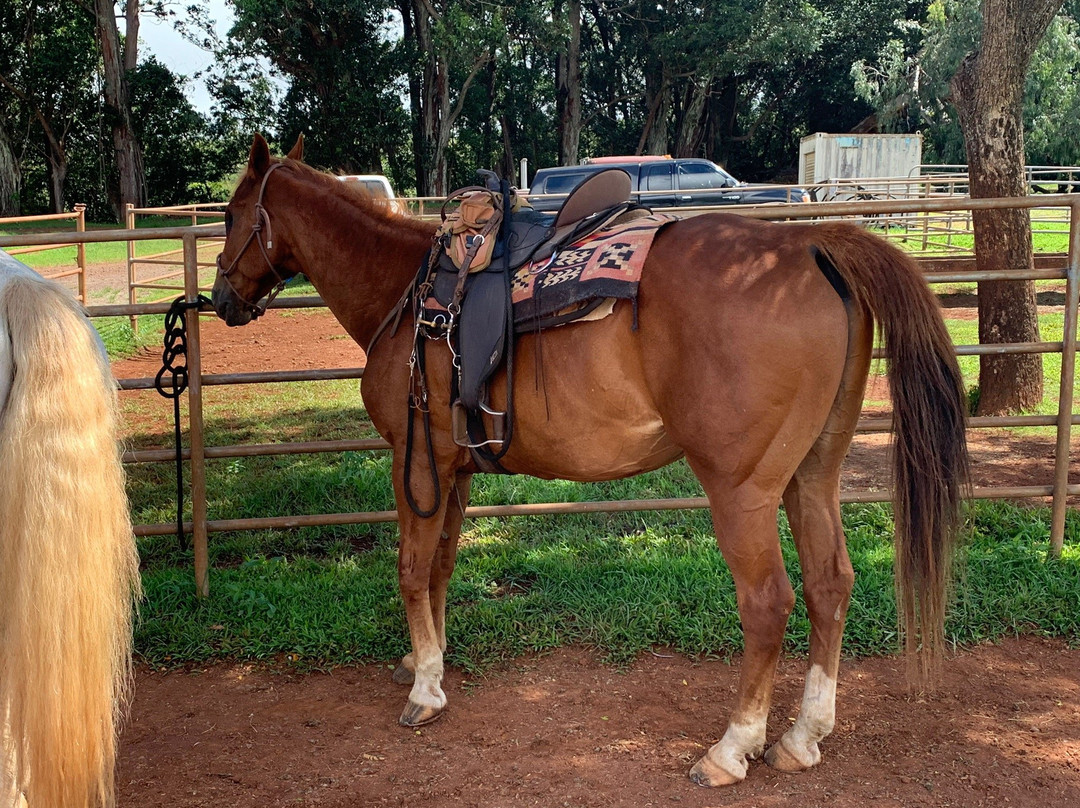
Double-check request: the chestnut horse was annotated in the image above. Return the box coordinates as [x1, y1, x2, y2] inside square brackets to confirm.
[0, 253, 140, 808]
[212, 135, 968, 787]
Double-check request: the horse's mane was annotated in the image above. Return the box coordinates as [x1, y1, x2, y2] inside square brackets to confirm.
[273, 159, 434, 239]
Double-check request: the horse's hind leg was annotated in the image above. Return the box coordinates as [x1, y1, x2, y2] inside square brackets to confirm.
[763, 457, 853, 772]
[764, 327, 869, 773]
[393, 473, 472, 686]
[688, 486, 796, 787]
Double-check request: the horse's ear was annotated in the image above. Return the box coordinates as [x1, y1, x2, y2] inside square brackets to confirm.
[248, 134, 271, 176]
[286, 134, 305, 162]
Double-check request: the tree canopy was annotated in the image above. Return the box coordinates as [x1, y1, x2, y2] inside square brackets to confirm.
[1, 0, 1079, 215]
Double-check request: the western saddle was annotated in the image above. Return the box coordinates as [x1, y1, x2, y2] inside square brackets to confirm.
[389, 168, 640, 512]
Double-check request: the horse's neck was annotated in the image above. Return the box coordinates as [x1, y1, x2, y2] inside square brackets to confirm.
[284, 185, 432, 348]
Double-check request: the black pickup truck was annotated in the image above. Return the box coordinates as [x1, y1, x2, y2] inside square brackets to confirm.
[527, 157, 809, 211]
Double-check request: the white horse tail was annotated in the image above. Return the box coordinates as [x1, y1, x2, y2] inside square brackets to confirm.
[0, 275, 140, 808]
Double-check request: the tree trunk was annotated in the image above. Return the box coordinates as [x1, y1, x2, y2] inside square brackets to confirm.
[555, 0, 582, 165]
[399, 1, 426, 196]
[407, 0, 447, 195]
[673, 76, 710, 158]
[949, 0, 1062, 415]
[637, 60, 670, 156]
[43, 133, 68, 214]
[95, 0, 145, 220]
[0, 122, 19, 216]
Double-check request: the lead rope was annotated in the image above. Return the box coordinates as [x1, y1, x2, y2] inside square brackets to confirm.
[155, 295, 213, 550]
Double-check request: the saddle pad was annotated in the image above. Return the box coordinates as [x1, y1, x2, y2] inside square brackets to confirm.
[510, 213, 673, 323]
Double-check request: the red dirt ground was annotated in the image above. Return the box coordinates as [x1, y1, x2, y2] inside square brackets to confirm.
[119, 638, 1080, 807]
[109, 292, 1079, 807]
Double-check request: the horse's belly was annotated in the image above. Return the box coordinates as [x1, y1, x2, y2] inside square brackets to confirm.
[495, 317, 683, 480]
[502, 409, 683, 481]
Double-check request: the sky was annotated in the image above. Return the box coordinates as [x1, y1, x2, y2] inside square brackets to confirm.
[137, 0, 234, 113]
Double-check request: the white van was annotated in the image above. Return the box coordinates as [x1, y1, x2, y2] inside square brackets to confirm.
[337, 174, 406, 214]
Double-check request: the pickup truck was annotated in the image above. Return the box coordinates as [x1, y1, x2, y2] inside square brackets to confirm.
[526, 157, 809, 211]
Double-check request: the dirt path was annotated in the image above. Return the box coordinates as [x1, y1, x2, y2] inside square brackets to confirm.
[118, 637, 1080, 807]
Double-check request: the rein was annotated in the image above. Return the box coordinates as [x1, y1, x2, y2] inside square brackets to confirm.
[215, 161, 292, 318]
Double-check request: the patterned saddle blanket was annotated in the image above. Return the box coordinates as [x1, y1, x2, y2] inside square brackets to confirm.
[509, 213, 673, 327]
[423, 212, 673, 331]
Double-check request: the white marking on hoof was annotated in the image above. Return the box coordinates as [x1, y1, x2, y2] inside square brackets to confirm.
[693, 719, 766, 786]
[406, 657, 446, 715]
[772, 663, 836, 770]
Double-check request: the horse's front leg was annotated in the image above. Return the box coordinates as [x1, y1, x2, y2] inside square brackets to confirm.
[392, 448, 466, 727]
[393, 472, 473, 687]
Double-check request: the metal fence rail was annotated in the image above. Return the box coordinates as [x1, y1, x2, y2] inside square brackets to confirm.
[2, 193, 1077, 596]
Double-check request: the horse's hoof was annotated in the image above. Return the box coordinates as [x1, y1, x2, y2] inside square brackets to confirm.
[392, 663, 415, 686]
[688, 755, 743, 787]
[764, 737, 814, 772]
[399, 700, 444, 727]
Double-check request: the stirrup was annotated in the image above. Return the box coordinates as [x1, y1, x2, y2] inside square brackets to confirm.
[451, 400, 506, 449]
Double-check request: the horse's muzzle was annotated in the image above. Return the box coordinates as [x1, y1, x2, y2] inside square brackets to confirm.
[211, 277, 255, 327]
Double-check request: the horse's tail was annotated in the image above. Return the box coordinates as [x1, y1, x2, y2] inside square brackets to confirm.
[812, 222, 969, 679]
[0, 276, 140, 808]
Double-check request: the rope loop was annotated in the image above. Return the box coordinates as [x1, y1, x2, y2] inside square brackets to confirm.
[153, 294, 212, 550]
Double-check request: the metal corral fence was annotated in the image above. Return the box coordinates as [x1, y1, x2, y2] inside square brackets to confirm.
[0, 206, 88, 301]
[123, 203, 226, 330]
[2, 193, 1077, 597]
[117, 170, 1080, 311]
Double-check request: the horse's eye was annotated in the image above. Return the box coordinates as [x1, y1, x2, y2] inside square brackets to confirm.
[224, 209, 234, 235]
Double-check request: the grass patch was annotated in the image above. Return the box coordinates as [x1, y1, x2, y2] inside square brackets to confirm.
[944, 312, 1078, 423]
[1, 214, 222, 269]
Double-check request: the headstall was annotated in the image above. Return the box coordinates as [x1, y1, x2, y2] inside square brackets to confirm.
[215, 161, 292, 318]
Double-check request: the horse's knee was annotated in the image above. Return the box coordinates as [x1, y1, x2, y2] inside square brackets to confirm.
[738, 570, 796, 637]
[398, 550, 433, 599]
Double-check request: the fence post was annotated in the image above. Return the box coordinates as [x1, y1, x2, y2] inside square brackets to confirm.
[126, 203, 137, 332]
[183, 232, 210, 596]
[921, 182, 931, 250]
[1051, 201, 1080, 558]
[74, 204, 87, 303]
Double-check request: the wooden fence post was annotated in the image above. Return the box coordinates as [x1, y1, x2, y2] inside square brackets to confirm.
[74, 205, 87, 302]
[126, 203, 137, 332]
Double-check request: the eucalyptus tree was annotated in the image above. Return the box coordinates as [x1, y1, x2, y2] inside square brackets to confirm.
[951, 0, 1064, 414]
[228, 0, 408, 177]
[0, 0, 99, 212]
[399, 0, 504, 194]
[855, 0, 1076, 413]
[575, 0, 825, 167]
[94, 0, 146, 217]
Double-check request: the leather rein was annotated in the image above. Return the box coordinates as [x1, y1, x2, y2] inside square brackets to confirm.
[215, 161, 292, 319]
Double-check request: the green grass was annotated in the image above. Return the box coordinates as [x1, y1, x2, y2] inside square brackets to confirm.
[944, 312, 1078, 421]
[0, 215, 219, 269]
[884, 214, 1072, 255]
[134, 497, 1080, 671]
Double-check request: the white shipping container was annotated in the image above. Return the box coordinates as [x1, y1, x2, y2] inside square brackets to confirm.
[798, 133, 923, 200]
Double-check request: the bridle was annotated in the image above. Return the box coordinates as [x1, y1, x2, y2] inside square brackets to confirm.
[215, 161, 292, 319]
